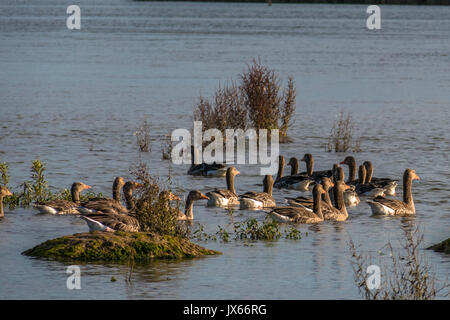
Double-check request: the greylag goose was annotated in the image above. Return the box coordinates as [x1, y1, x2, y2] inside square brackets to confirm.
[0, 186, 13, 218]
[274, 156, 314, 191]
[78, 177, 128, 215]
[287, 178, 350, 221]
[332, 166, 360, 207]
[206, 167, 240, 206]
[300, 153, 333, 183]
[340, 156, 358, 185]
[33, 182, 91, 215]
[363, 161, 398, 194]
[367, 168, 419, 216]
[177, 190, 209, 220]
[187, 146, 227, 177]
[285, 177, 334, 209]
[79, 181, 144, 232]
[268, 183, 326, 224]
[239, 175, 276, 209]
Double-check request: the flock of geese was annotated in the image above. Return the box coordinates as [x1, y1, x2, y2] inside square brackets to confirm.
[0, 149, 420, 233]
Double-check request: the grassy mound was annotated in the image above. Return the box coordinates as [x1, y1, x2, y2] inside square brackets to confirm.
[428, 238, 450, 254]
[22, 231, 220, 262]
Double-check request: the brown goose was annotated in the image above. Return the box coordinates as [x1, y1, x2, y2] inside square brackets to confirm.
[187, 146, 227, 177]
[286, 177, 334, 208]
[206, 167, 240, 207]
[325, 180, 350, 221]
[340, 156, 358, 185]
[331, 166, 360, 207]
[79, 181, 143, 232]
[0, 186, 13, 218]
[367, 169, 419, 216]
[33, 182, 91, 215]
[267, 183, 326, 224]
[274, 156, 314, 191]
[300, 153, 333, 183]
[239, 175, 276, 209]
[177, 190, 209, 220]
[78, 177, 128, 215]
[363, 161, 398, 194]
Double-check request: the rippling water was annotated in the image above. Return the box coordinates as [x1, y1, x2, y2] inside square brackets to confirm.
[0, 0, 449, 299]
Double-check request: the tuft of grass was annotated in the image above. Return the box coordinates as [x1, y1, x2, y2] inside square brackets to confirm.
[327, 112, 361, 152]
[161, 131, 173, 160]
[129, 161, 187, 238]
[349, 226, 449, 300]
[134, 119, 151, 152]
[0, 162, 10, 187]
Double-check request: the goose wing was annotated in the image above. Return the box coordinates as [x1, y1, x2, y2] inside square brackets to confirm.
[241, 191, 276, 207]
[81, 199, 127, 214]
[372, 196, 411, 214]
[81, 212, 140, 232]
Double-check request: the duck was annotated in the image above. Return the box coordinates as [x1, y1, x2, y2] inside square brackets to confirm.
[79, 181, 144, 232]
[331, 166, 360, 207]
[32, 182, 91, 215]
[239, 175, 276, 209]
[300, 153, 333, 183]
[326, 180, 351, 221]
[367, 168, 419, 216]
[177, 190, 210, 220]
[0, 186, 13, 218]
[274, 156, 314, 191]
[187, 146, 227, 177]
[206, 167, 240, 207]
[267, 183, 326, 224]
[363, 161, 398, 194]
[77, 177, 128, 215]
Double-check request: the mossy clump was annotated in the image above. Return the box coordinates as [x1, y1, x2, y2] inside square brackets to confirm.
[428, 238, 450, 254]
[22, 231, 220, 263]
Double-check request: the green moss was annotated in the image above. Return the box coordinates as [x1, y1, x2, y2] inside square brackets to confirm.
[23, 231, 221, 263]
[428, 238, 450, 254]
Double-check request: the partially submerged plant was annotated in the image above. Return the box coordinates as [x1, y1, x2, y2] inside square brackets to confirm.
[135, 119, 151, 152]
[349, 226, 448, 300]
[194, 58, 296, 144]
[327, 112, 361, 152]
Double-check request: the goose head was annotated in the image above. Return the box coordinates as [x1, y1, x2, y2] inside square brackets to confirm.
[187, 190, 209, 202]
[0, 186, 12, 198]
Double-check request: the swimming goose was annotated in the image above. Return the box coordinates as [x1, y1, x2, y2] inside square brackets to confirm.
[79, 181, 144, 232]
[206, 167, 240, 207]
[187, 146, 227, 177]
[239, 175, 276, 209]
[274, 156, 314, 191]
[340, 156, 358, 185]
[78, 180, 141, 215]
[177, 190, 209, 220]
[300, 153, 333, 183]
[268, 183, 326, 224]
[78, 177, 128, 215]
[363, 161, 398, 193]
[326, 180, 350, 221]
[331, 166, 360, 207]
[0, 186, 13, 218]
[286, 177, 334, 208]
[367, 168, 419, 216]
[33, 182, 91, 215]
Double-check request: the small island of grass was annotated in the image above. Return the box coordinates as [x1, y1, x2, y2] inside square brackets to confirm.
[23, 231, 220, 262]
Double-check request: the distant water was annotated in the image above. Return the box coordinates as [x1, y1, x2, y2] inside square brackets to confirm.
[0, 1, 449, 299]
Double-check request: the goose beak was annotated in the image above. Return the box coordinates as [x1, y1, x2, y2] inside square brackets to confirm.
[84, 185, 92, 190]
[344, 184, 351, 190]
[339, 161, 345, 164]
[201, 194, 209, 200]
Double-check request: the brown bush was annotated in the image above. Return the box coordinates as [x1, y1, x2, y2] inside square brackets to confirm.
[194, 58, 296, 143]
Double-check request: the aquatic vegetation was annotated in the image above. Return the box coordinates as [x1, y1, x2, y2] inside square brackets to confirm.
[193, 218, 302, 242]
[349, 226, 448, 300]
[0, 162, 10, 186]
[22, 231, 220, 262]
[135, 119, 151, 152]
[194, 58, 296, 144]
[326, 112, 361, 152]
[161, 131, 173, 160]
[130, 161, 188, 238]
